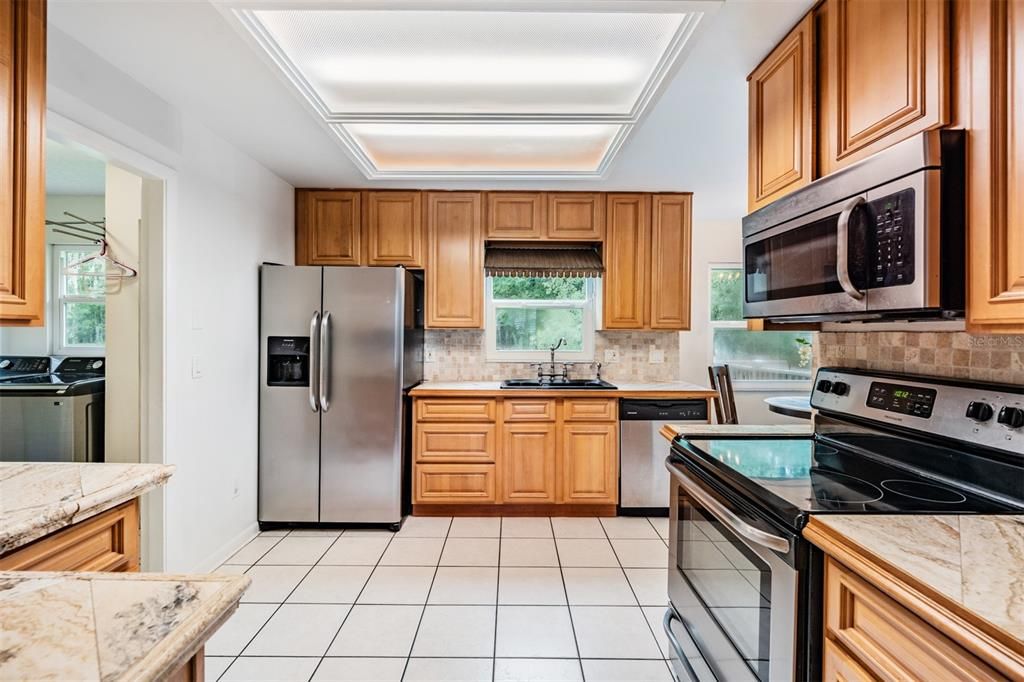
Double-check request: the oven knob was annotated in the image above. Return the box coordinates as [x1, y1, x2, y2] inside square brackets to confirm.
[91, 360, 104, 370]
[816, 379, 833, 393]
[965, 401, 994, 422]
[830, 381, 849, 396]
[997, 406, 1024, 429]
[0, 359, 10, 369]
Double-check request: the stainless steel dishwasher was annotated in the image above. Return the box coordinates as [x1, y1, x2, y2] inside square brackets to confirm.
[619, 399, 708, 514]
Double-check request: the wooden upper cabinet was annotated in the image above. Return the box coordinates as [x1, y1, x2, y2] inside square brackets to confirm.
[819, 0, 950, 175]
[425, 192, 484, 328]
[502, 423, 557, 503]
[603, 194, 650, 329]
[649, 194, 692, 330]
[747, 13, 815, 211]
[486, 192, 545, 240]
[547, 193, 605, 240]
[365, 191, 422, 268]
[960, 0, 1024, 333]
[0, 0, 45, 326]
[296, 190, 362, 266]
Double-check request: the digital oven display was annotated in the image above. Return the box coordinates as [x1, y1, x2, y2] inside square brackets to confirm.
[867, 381, 937, 418]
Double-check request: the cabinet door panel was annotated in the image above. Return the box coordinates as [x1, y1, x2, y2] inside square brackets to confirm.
[503, 423, 557, 503]
[962, 0, 1024, 332]
[748, 13, 815, 210]
[426, 192, 483, 328]
[603, 194, 649, 329]
[366, 191, 422, 267]
[820, 0, 949, 173]
[486, 192, 544, 240]
[298, 190, 362, 265]
[0, 0, 45, 326]
[561, 423, 617, 504]
[547, 193, 605, 240]
[649, 194, 692, 330]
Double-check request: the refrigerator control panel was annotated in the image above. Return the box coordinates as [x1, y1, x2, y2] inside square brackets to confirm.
[267, 336, 310, 387]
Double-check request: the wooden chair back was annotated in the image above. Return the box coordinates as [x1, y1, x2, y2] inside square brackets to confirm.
[707, 364, 739, 424]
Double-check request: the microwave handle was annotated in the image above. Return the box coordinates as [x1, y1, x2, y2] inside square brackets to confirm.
[837, 196, 866, 301]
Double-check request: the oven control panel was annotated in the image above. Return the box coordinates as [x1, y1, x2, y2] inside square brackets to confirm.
[867, 382, 937, 418]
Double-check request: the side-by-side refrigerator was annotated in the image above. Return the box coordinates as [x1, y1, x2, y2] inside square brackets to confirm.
[259, 265, 423, 528]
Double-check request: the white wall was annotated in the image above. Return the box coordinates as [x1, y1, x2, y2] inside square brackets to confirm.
[48, 27, 294, 571]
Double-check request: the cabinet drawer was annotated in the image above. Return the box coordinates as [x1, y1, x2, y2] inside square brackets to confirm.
[825, 558, 1001, 681]
[823, 638, 876, 682]
[414, 464, 496, 504]
[0, 500, 140, 572]
[503, 399, 556, 422]
[563, 398, 617, 422]
[415, 398, 496, 422]
[415, 423, 496, 463]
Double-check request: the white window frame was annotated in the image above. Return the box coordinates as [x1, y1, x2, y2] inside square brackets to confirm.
[708, 263, 812, 392]
[51, 244, 106, 356]
[485, 276, 598, 363]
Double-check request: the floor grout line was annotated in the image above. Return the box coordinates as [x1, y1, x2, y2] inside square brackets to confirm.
[548, 516, 586, 682]
[400, 517, 452, 680]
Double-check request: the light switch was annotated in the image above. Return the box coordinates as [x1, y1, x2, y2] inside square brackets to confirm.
[649, 347, 665, 364]
[191, 355, 203, 379]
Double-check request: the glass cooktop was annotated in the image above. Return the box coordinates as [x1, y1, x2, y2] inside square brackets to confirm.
[675, 437, 1020, 530]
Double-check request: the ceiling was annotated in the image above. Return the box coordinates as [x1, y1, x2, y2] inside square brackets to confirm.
[45, 138, 106, 196]
[47, 0, 812, 219]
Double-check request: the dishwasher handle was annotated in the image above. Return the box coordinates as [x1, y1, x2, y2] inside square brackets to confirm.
[619, 399, 708, 422]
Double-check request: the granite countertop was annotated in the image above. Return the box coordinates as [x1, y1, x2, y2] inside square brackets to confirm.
[0, 571, 250, 681]
[659, 423, 814, 442]
[806, 515, 1024, 645]
[410, 380, 718, 397]
[0, 463, 175, 555]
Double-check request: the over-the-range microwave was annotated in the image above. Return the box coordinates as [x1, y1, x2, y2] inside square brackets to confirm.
[742, 130, 965, 323]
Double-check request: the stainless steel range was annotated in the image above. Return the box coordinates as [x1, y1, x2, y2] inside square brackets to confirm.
[663, 367, 1024, 681]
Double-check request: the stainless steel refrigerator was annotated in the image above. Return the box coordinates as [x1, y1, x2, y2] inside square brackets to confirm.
[259, 265, 423, 528]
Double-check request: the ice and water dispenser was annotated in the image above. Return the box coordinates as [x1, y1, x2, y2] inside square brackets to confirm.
[266, 336, 311, 386]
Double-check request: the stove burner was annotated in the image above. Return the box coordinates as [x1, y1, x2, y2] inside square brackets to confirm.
[810, 469, 883, 504]
[880, 479, 968, 504]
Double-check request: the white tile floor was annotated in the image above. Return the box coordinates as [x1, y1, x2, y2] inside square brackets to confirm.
[208, 516, 673, 682]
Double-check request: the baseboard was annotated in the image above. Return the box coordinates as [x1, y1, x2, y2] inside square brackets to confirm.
[413, 503, 616, 517]
[197, 522, 260, 572]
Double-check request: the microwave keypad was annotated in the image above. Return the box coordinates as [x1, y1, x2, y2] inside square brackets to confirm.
[869, 188, 915, 288]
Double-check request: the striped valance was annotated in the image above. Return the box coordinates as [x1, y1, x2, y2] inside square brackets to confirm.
[484, 245, 603, 278]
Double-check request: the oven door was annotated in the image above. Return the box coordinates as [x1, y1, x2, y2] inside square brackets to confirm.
[665, 460, 799, 682]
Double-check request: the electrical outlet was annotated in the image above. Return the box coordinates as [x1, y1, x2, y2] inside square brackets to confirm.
[604, 349, 620, 363]
[424, 349, 437, 362]
[649, 347, 665, 364]
[190, 355, 203, 379]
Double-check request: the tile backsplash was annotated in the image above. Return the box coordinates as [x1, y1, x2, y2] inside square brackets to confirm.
[424, 330, 680, 382]
[816, 331, 1024, 384]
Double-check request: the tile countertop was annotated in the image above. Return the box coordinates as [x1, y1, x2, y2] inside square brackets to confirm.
[805, 515, 1024, 646]
[0, 571, 250, 681]
[0, 462, 175, 555]
[410, 380, 718, 398]
[659, 423, 814, 442]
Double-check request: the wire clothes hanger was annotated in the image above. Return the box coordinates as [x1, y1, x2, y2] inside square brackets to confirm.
[52, 211, 138, 279]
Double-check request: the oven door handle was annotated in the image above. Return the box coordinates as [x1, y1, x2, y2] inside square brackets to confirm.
[663, 609, 702, 682]
[667, 461, 791, 554]
[836, 195, 866, 301]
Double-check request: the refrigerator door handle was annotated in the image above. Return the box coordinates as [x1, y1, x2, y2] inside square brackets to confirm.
[309, 311, 321, 412]
[319, 310, 331, 413]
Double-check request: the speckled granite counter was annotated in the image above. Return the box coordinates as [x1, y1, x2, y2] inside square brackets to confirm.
[0, 571, 249, 681]
[805, 515, 1024, 651]
[0, 463, 174, 555]
[410, 380, 717, 398]
[659, 423, 814, 441]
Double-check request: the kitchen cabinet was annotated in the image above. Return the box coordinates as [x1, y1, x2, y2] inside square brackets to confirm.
[561, 423, 618, 504]
[603, 194, 650, 329]
[414, 422, 496, 463]
[502, 423, 557, 503]
[296, 190, 362, 265]
[0, 500, 140, 571]
[425, 192, 484, 328]
[0, 0, 45, 326]
[486, 192, 545, 240]
[547, 192, 605, 240]
[365, 191, 422, 267]
[747, 12, 815, 211]
[649, 195, 692, 330]
[818, 0, 950, 175]
[415, 463, 496, 504]
[959, 0, 1024, 333]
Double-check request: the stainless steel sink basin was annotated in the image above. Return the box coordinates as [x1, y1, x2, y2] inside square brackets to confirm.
[500, 378, 617, 390]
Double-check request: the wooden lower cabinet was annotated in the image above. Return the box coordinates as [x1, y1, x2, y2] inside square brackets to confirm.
[0, 499, 140, 571]
[823, 638, 875, 682]
[502, 423, 557, 503]
[561, 423, 618, 504]
[414, 422, 496, 463]
[414, 463, 496, 504]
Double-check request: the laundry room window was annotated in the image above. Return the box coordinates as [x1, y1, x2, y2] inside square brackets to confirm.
[52, 245, 106, 355]
[709, 265, 813, 390]
[485, 276, 597, 362]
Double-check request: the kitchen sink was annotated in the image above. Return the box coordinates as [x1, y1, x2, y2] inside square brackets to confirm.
[500, 378, 617, 390]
